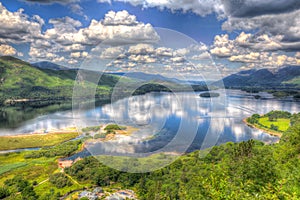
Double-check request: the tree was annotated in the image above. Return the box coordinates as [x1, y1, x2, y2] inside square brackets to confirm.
[270, 124, 279, 131]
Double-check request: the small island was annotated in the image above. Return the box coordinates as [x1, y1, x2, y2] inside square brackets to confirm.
[82, 124, 138, 142]
[244, 110, 293, 137]
[199, 92, 220, 98]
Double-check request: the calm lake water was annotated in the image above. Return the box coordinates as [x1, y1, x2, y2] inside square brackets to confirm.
[1, 90, 299, 155]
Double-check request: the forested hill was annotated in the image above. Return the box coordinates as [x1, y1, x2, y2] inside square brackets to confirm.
[0, 56, 118, 105]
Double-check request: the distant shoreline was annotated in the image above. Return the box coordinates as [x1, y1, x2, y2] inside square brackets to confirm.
[243, 118, 282, 138]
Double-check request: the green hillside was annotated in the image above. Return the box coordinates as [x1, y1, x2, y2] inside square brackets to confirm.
[285, 76, 300, 86]
[0, 56, 75, 90]
[0, 56, 117, 105]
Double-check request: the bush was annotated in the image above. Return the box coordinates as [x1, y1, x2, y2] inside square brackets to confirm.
[247, 114, 260, 124]
[0, 186, 10, 199]
[104, 124, 126, 131]
[270, 124, 279, 131]
[49, 173, 73, 188]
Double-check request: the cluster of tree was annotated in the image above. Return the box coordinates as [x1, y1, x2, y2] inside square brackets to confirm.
[270, 124, 279, 131]
[49, 173, 73, 188]
[3, 176, 38, 200]
[290, 113, 300, 126]
[270, 90, 300, 99]
[24, 140, 82, 159]
[246, 113, 260, 124]
[199, 92, 220, 98]
[241, 87, 300, 97]
[103, 124, 126, 134]
[264, 110, 291, 121]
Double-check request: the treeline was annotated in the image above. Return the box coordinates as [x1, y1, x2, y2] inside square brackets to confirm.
[241, 87, 300, 99]
[247, 110, 292, 123]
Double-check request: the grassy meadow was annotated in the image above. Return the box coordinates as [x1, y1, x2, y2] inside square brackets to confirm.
[0, 132, 79, 151]
[258, 117, 290, 132]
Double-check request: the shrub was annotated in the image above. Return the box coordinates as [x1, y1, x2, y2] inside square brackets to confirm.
[104, 124, 126, 131]
[49, 173, 73, 188]
[0, 186, 10, 199]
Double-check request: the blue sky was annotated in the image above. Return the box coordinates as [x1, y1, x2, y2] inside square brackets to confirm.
[0, 0, 299, 78]
[1, 0, 227, 44]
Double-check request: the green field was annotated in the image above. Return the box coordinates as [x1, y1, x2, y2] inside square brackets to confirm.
[258, 117, 290, 132]
[0, 140, 89, 199]
[0, 132, 79, 151]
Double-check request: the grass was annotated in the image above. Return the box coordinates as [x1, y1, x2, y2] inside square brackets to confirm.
[0, 152, 57, 185]
[0, 132, 79, 151]
[0, 162, 27, 175]
[258, 117, 290, 132]
[96, 153, 178, 173]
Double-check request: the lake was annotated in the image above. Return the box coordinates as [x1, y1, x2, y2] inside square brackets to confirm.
[0, 90, 299, 156]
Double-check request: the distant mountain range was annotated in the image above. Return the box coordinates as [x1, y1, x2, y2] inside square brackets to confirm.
[31, 61, 208, 86]
[31, 61, 205, 85]
[213, 66, 300, 89]
[31, 61, 72, 71]
[108, 72, 205, 85]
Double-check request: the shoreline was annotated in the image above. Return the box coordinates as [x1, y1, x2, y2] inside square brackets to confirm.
[243, 118, 283, 138]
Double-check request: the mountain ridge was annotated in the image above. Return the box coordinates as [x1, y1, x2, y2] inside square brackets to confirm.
[213, 66, 300, 89]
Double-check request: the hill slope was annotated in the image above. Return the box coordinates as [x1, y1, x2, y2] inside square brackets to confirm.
[0, 56, 117, 105]
[213, 66, 300, 89]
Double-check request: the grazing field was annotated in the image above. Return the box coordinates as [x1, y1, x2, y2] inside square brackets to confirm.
[0, 132, 79, 151]
[258, 117, 290, 132]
